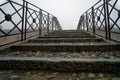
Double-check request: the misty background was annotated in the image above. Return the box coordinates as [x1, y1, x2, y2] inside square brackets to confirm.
[26, 0, 98, 30]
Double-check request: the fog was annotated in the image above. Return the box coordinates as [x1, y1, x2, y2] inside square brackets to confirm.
[27, 0, 98, 30]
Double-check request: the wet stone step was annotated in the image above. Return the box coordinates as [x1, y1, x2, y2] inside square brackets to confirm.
[45, 34, 91, 36]
[24, 42, 108, 46]
[0, 57, 120, 73]
[1, 51, 120, 59]
[1, 30, 120, 78]
[39, 35, 95, 38]
[37, 37, 96, 39]
[28, 38, 105, 43]
[0, 70, 120, 80]
[49, 31, 90, 34]
[50, 31, 89, 33]
[11, 43, 120, 52]
[44, 34, 92, 37]
[48, 33, 90, 35]
[50, 32, 88, 34]
[51, 30, 85, 33]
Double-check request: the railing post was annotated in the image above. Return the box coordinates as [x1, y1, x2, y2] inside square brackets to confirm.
[92, 7, 95, 34]
[21, 0, 25, 41]
[77, 17, 80, 30]
[39, 9, 42, 35]
[86, 12, 88, 31]
[47, 13, 49, 33]
[52, 16, 54, 31]
[54, 17, 56, 31]
[103, 0, 108, 39]
[55, 22, 56, 31]
[83, 22, 85, 30]
[106, 0, 111, 40]
[24, 1, 28, 40]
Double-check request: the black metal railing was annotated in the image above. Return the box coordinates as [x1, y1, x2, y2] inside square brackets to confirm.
[0, 0, 61, 47]
[77, 0, 120, 42]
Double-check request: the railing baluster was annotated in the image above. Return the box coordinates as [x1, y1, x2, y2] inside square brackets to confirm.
[24, 1, 28, 40]
[52, 16, 54, 31]
[47, 13, 50, 33]
[103, 0, 108, 39]
[106, 0, 111, 40]
[92, 7, 95, 34]
[21, 0, 25, 41]
[39, 9, 42, 35]
[86, 12, 88, 32]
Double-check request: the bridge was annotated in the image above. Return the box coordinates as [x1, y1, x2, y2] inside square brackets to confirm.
[0, 0, 120, 79]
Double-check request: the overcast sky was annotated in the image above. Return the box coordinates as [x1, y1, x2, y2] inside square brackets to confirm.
[27, 0, 98, 30]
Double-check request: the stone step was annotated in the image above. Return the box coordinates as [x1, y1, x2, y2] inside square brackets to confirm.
[1, 29, 120, 75]
[50, 31, 89, 33]
[28, 38, 105, 43]
[0, 70, 119, 80]
[51, 31, 87, 33]
[46, 33, 91, 36]
[39, 35, 95, 38]
[1, 50, 120, 59]
[0, 57, 120, 73]
[11, 43, 120, 52]
[44, 34, 91, 37]
[52, 30, 85, 33]
[51, 32, 88, 34]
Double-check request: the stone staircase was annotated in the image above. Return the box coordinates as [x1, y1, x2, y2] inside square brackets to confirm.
[0, 30, 120, 79]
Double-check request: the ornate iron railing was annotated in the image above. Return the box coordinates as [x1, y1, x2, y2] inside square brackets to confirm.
[0, 0, 61, 47]
[77, 0, 120, 42]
